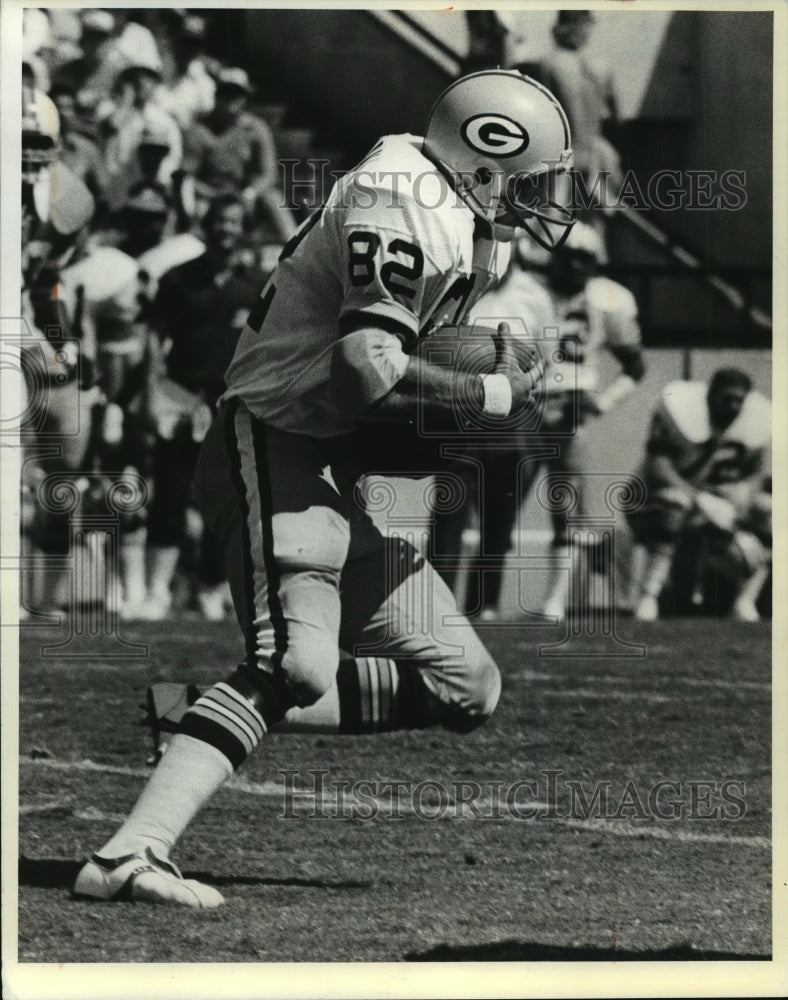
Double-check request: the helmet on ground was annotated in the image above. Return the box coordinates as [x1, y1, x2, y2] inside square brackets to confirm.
[423, 70, 575, 250]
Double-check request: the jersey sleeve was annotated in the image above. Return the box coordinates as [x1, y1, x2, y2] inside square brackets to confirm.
[335, 178, 461, 350]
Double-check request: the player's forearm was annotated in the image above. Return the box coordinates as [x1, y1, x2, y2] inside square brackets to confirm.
[331, 325, 540, 423]
[335, 333, 531, 424]
[256, 130, 278, 187]
[367, 356, 484, 421]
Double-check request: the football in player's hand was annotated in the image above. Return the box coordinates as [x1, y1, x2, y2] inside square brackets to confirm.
[418, 323, 541, 376]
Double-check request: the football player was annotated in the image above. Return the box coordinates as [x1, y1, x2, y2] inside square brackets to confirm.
[20, 81, 98, 616]
[520, 221, 644, 618]
[74, 70, 575, 906]
[432, 221, 644, 619]
[55, 242, 148, 615]
[80, 182, 207, 618]
[628, 368, 771, 620]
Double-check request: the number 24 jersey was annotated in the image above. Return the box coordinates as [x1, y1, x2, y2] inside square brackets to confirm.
[223, 133, 511, 436]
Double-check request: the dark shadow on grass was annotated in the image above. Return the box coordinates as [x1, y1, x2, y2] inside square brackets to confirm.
[19, 857, 81, 888]
[19, 857, 371, 892]
[185, 871, 372, 890]
[406, 941, 770, 962]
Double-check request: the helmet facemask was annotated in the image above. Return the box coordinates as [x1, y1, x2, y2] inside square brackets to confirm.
[500, 159, 576, 250]
[453, 161, 576, 249]
[22, 132, 57, 186]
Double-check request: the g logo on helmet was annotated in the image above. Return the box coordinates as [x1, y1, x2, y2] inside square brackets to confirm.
[461, 114, 530, 157]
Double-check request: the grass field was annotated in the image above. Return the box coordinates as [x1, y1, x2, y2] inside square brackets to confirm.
[15, 615, 771, 964]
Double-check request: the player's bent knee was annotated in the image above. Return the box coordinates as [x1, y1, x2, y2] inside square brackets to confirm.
[468, 654, 502, 725]
[279, 633, 340, 708]
[441, 653, 501, 734]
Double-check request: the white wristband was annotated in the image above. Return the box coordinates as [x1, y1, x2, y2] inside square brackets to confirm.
[480, 373, 513, 417]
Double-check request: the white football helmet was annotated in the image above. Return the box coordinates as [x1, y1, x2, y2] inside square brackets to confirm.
[423, 70, 575, 250]
[22, 85, 60, 186]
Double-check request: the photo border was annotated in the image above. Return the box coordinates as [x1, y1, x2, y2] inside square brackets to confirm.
[2, 1, 786, 997]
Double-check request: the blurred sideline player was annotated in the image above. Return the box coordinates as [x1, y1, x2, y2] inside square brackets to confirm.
[20, 81, 97, 616]
[433, 221, 644, 619]
[55, 240, 148, 615]
[83, 182, 205, 616]
[74, 70, 575, 906]
[628, 369, 771, 621]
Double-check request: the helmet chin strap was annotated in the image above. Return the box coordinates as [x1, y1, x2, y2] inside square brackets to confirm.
[435, 160, 524, 245]
[490, 223, 519, 243]
[482, 171, 505, 226]
[449, 165, 506, 228]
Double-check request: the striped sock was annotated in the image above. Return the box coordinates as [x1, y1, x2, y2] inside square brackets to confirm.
[338, 657, 400, 733]
[179, 680, 268, 771]
[278, 657, 435, 734]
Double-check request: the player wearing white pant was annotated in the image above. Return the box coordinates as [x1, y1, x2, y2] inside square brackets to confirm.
[188, 402, 502, 743]
[74, 70, 575, 906]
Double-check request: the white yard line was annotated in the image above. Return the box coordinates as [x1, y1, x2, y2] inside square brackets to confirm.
[19, 800, 72, 815]
[521, 669, 770, 693]
[20, 757, 769, 850]
[535, 689, 673, 702]
[563, 816, 770, 849]
[18, 672, 769, 715]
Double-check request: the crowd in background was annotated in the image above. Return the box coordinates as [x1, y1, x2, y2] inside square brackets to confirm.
[20, 7, 294, 621]
[23, 7, 295, 248]
[18, 8, 772, 624]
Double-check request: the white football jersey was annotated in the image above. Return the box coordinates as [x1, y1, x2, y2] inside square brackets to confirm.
[470, 270, 640, 392]
[652, 380, 771, 495]
[224, 134, 511, 436]
[58, 246, 139, 357]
